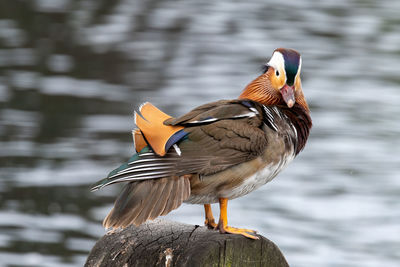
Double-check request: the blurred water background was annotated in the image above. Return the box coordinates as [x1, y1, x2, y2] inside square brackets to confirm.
[0, 0, 399, 266]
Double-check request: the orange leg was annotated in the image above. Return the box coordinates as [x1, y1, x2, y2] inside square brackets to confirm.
[204, 204, 218, 229]
[217, 198, 259, 239]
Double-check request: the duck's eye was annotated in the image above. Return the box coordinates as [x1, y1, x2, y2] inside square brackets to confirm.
[275, 70, 280, 76]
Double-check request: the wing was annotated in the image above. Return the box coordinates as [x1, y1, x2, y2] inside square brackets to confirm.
[91, 99, 268, 190]
[164, 99, 261, 126]
[175, 117, 267, 176]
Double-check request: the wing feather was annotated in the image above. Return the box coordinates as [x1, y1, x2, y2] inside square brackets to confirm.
[92, 99, 268, 192]
[164, 100, 260, 126]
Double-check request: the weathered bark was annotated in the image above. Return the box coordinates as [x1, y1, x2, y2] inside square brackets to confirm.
[85, 219, 289, 267]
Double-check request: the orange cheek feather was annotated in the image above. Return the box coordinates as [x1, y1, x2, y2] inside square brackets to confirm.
[270, 69, 286, 90]
[295, 75, 301, 91]
[294, 76, 309, 111]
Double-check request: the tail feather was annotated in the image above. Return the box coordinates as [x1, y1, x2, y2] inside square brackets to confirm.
[103, 180, 151, 228]
[121, 180, 156, 227]
[103, 176, 191, 229]
[133, 178, 168, 225]
[161, 177, 180, 216]
[149, 178, 174, 219]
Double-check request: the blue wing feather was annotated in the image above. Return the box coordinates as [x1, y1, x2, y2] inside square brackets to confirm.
[164, 129, 189, 152]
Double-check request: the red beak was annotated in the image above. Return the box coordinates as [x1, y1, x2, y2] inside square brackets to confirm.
[280, 84, 295, 108]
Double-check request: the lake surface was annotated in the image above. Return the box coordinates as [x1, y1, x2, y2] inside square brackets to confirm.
[0, 0, 399, 266]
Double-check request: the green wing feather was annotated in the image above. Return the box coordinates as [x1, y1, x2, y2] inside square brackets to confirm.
[90, 147, 151, 191]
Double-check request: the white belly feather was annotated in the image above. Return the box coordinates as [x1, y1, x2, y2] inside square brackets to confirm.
[221, 153, 295, 200]
[185, 151, 295, 204]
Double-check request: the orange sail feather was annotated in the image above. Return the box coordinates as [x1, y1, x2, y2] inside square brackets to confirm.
[134, 102, 184, 156]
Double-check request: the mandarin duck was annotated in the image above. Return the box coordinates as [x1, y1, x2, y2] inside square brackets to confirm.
[91, 48, 312, 239]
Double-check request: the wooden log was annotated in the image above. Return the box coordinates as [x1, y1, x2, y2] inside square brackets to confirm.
[85, 219, 289, 267]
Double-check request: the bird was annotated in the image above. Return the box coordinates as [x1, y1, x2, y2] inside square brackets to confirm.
[91, 48, 312, 239]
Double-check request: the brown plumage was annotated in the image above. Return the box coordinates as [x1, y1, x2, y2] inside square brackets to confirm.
[103, 176, 190, 228]
[92, 48, 312, 239]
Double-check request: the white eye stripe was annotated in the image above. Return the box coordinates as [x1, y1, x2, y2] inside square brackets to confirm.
[267, 52, 287, 84]
[295, 57, 302, 81]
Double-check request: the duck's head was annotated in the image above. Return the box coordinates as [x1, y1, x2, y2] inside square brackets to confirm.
[240, 48, 308, 110]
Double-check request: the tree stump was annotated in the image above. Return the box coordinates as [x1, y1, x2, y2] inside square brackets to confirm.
[85, 219, 289, 267]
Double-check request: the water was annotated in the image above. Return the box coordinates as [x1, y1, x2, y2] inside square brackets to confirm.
[1, 0, 399, 266]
